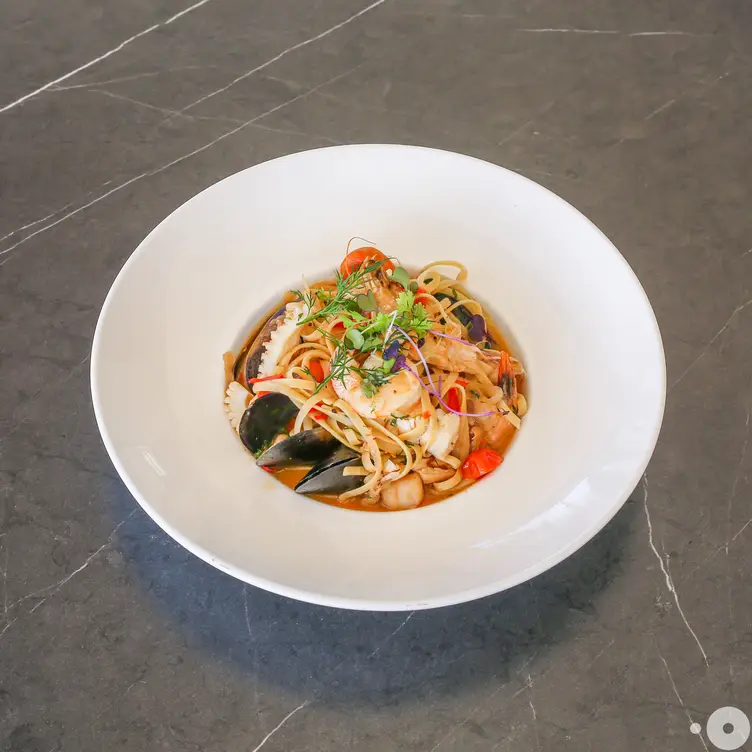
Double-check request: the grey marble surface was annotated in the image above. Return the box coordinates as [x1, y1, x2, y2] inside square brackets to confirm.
[1, 1, 751, 750]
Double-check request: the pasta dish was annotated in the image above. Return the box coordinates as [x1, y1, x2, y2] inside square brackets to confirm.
[224, 244, 527, 511]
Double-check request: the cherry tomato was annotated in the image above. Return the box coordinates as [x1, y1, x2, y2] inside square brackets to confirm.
[461, 448, 503, 480]
[445, 387, 462, 413]
[339, 247, 395, 278]
[248, 374, 284, 384]
[455, 378, 468, 387]
[310, 408, 326, 421]
[307, 359, 325, 382]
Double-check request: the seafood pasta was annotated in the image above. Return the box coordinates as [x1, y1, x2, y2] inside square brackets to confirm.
[224, 245, 527, 512]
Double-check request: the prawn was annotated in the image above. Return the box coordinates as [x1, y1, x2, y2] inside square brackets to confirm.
[421, 334, 497, 380]
[333, 363, 422, 420]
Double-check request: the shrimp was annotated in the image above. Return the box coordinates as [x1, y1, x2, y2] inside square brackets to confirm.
[381, 473, 424, 510]
[469, 412, 516, 453]
[353, 261, 401, 312]
[421, 334, 497, 380]
[333, 363, 422, 420]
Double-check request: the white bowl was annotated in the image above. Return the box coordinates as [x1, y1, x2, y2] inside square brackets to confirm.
[91, 145, 665, 611]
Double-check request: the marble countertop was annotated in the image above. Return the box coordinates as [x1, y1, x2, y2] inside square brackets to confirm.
[1, 1, 751, 750]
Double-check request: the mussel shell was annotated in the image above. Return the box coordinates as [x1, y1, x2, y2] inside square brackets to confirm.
[233, 305, 287, 384]
[238, 393, 298, 457]
[294, 445, 363, 495]
[256, 427, 340, 469]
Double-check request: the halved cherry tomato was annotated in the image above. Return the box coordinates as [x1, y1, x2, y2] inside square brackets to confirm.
[456, 378, 468, 387]
[340, 247, 395, 278]
[248, 374, 284, 384]
[461, 448, 503, 480]
[445, 387, 462, 413]
[307, 359, 325, 382]
[310, 408, 326, 421]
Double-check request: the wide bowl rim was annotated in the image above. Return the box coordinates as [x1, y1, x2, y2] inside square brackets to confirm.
[91, 143, 666, 611]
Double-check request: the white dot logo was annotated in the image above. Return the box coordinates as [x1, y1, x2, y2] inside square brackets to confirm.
[699, 707, 751, 750]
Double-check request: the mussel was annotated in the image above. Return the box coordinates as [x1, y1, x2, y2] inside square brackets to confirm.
[238, 393, 298, 457]
[233, 304, 287, 384]
[239, 392, 364, 495]
[294, 445, 363, 495]
[256, 426, 340, 469]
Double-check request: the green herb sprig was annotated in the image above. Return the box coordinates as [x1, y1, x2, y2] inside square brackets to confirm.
[296, 258, 389, 326]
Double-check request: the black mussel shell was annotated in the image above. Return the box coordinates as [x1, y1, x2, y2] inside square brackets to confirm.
[256, 427, 340, 469]
[238, 393, 298, 457]
[294, 445, 363, 495]
[233, 305, 287, 384]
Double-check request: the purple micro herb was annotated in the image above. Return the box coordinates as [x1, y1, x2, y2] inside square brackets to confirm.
[468, 314, 487, 342]
[391, 354, 406, 373]
[383, 339, 401, 360]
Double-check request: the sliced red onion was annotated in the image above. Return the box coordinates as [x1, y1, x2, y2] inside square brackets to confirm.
[430, 330, 481, 350]
[391, 354, 406, 372]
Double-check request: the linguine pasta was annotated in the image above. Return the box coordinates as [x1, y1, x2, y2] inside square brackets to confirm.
[224, 246, 527, 511]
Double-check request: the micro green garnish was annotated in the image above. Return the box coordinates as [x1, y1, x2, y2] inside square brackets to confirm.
[311, 340, 396, 398]
[297, 259, 435, 400]
[357, 290, 432, 344]
[297, 258, 389, 326]
[359, 368, 391, 398]
[395, 290, 433, 340]
[357, 290, 378, 311]
[390, 266, 410, 289]
[345, 328, 364, 349]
